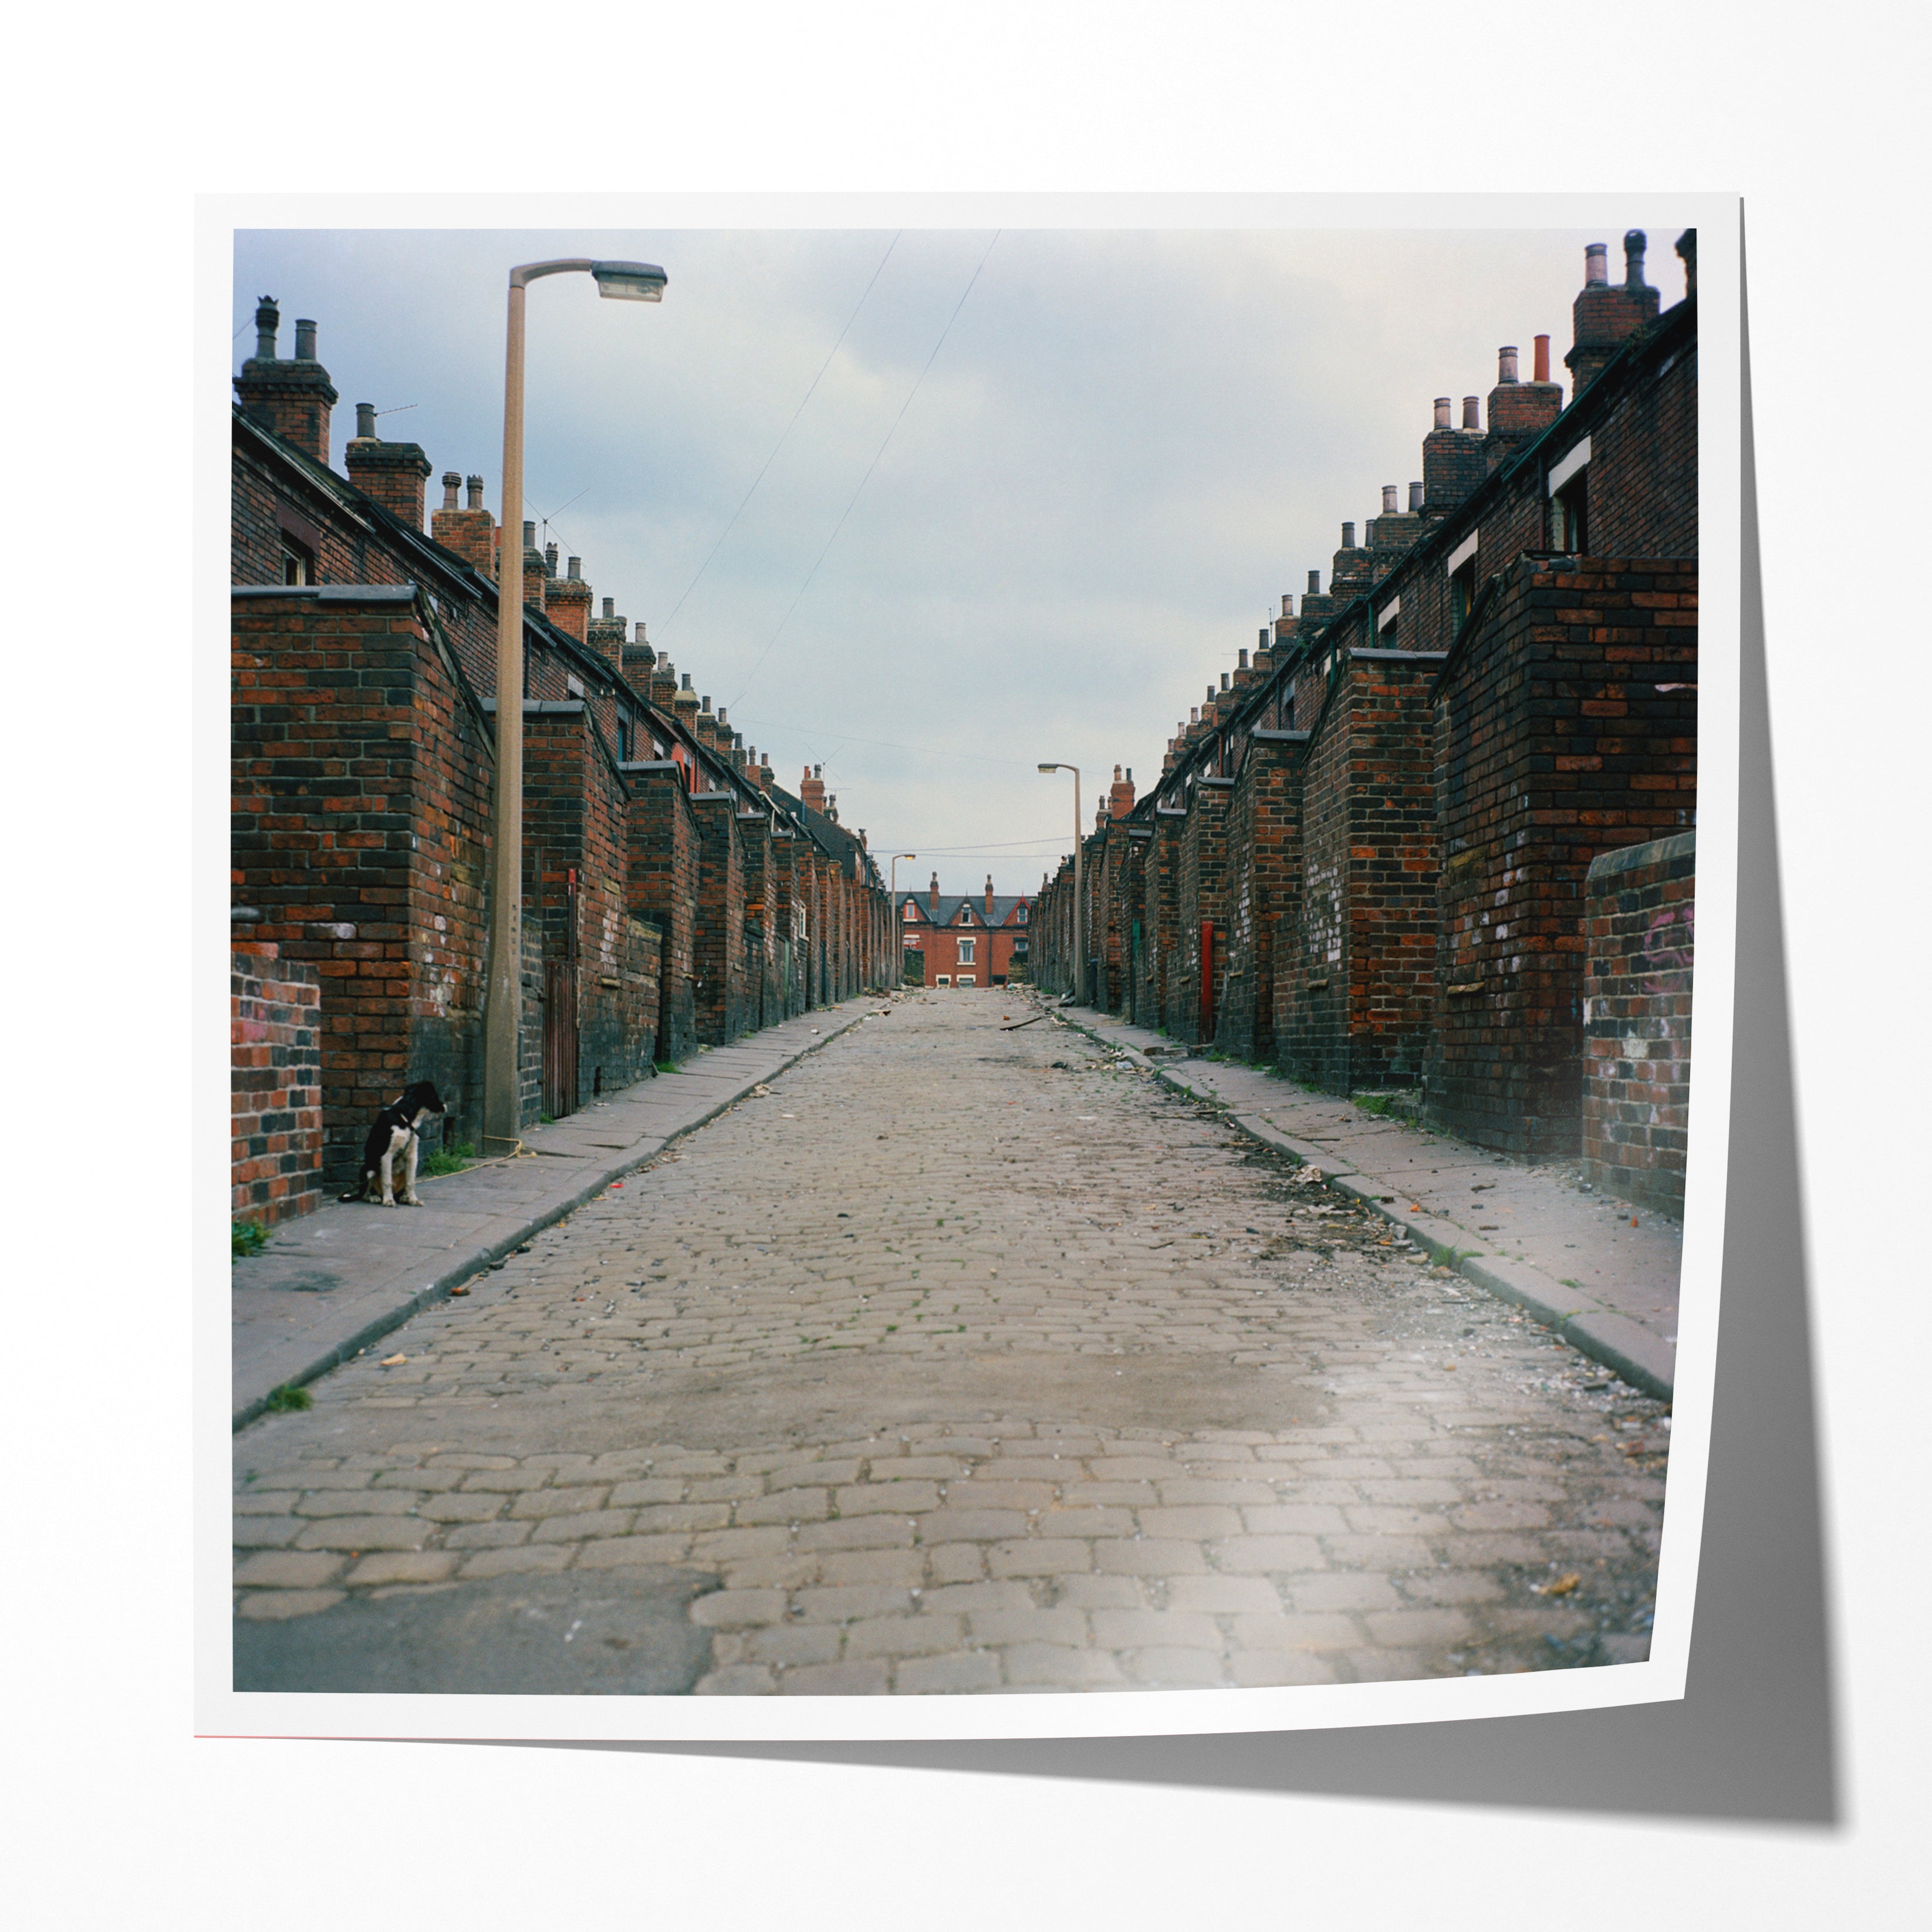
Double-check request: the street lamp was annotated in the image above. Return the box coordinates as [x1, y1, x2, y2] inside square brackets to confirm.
[1038, 763, 1083, 1005]
[889, 853, 916, 990]
[482, 258, 667, 1153]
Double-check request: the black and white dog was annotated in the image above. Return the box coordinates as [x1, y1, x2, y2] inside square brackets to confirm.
[339, 1082, 447, 1207]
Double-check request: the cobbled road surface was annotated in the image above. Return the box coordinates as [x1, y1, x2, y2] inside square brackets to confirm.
[234, 989, 1669, 1694]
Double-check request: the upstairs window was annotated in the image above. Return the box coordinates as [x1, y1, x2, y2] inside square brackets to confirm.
[1017, 904, 1028, 924]
[280, 538, 312, 585]
[957, 938, 975, 964]
[1547, 437, 1591, 556]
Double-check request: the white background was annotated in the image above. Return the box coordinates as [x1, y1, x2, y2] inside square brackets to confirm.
[7, 4, 1925, 1924]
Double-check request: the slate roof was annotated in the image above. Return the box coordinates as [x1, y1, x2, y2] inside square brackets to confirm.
[899, 893, 1031, 928]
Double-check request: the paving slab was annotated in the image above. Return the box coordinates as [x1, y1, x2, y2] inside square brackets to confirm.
[1051, 1002, 1680, 1401]
[231, 1001, 876, 1426]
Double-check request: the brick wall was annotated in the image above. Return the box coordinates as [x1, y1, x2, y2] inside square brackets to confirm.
[694, 793, 749, 1043]
[1582, 832, 1694, 1214]
[231, 945, 323, 1227]
[1219, 730, 1305, 1065]
[1174, 778, 1231, 1044]
[624, 764, 701, 1063]
[1427, 555, 1698, 1156]
[232, 587, 494, 1178]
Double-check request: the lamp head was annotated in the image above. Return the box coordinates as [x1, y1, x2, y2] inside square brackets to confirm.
[593, 261, 668, 302]
[1038, 764, 1058, 774]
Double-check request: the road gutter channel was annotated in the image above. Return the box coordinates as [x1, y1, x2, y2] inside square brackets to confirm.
[1048, 1006, 1673, 1404]
[232, 1008, 872, 1431]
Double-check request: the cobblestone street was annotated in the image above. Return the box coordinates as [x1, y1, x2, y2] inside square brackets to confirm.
[234, 990, 1670, 1695]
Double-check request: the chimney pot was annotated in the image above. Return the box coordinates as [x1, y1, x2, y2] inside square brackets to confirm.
[1341, 522, 1356, 548]
[252, 297, 279, 362]
[355, 401, 377, 439]
[1434, 396, 1452, 430]
[681, 673, 692, 690]
[1462, 395, 1480, 430]
[1534, 334, 1551, 383]
[466, 474, 485, 509]
[1498, 345, 1519, 384]
[1407, 480, 1424, 512]
[1624, 228, 1649, 289]
[1382, 484, 1399, 515]
[1238, 648, 1249, 670]
[1258, 625, 1269, 649]
[1125, 767, 1132, 782]
[1282, 593, 1293, 617]
[523, 520, 536, 548]
[635, 621, 648, 643]
[293, 318, 318, 362]
[441, 471, 461, 510]
[1585, 243, 1609, 286]
[602, 597, 614, 619]
[1308, 569, 1320, 595]
[566, 556, 581, 580]
[1190, 707, 1200, 725]
[1676, 228, 1697, 297]
[717, 707, 728, 728]
[544, 542, 558, 573]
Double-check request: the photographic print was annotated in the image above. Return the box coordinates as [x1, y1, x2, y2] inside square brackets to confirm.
[211, 198, 1734, 1739]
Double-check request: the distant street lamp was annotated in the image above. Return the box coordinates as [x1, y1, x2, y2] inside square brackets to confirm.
[482, 258, 667, 1153]
[889, 853, 916, 990]
[1038, 763, 1083, 1004]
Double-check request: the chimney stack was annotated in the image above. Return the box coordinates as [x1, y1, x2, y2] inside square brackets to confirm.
[1567, 230, 1660, 396]
[622, 617, 658, 696]
[673, 673, 701, 735]
[985, 874, 995, 915]
[801, 764, 827, 813]
[1676, 228, 1697, 298]
[521, 522, 547, 609]
[433, 471, 496, 574]
[650, 651, 677, 712]
[546, 555, 592, 643]
[586, 594, 626, 674]
[1488, 333, 1563, 461]
[929, 870, 939, 911]
[344, 401, 433, 532]
[233, 297, 338, 465]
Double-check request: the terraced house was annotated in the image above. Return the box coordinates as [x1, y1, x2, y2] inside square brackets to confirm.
[900, 874, 1032, 987]
[231, 302, 892, 1227]
[1035, 229, 1698, 1213]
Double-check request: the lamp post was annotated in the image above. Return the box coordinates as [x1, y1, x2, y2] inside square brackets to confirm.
[482, 257, 667, 1153]
[889, 853, 916, 990]
[1038, 763, 1083, 1005]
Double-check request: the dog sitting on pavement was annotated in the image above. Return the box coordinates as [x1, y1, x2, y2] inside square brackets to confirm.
[339, 1082, 447, 1207]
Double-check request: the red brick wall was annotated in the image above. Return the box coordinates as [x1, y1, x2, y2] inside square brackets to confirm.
[1428, 555, 1698, 1156]
[694, 794, 748, 1043]
[231, 946, 323, 1227]
[1174, 778, 1232, 1045]
[1218, 731, 1306, 1065]
[1583, 832, 1694, 1214]
[625, 765, 701, 1062]
[232, 589, 494, 1177]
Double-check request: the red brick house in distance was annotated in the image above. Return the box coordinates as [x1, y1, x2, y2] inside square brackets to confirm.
[901, 876, 1031, 987]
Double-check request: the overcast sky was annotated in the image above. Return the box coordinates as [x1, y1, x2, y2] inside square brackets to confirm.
[234, 216, 1694, 895]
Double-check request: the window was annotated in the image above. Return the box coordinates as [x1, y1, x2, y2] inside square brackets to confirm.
[280, 539, 312, 585]
[617, 720, 632, 761]
[1376, 593, 1399, 646]
[957, 975, 976, 986]
[904, 901, 919, 922]
[958, 906, 972, 924]
[935, 975, 951, 986]
[1450, 558, 1477, 631]
[957, 938, 975, 964]
[1548, 437, 1590, 555]
[1017, 904, 1028, 924]
[1552, 470, 1588, 553]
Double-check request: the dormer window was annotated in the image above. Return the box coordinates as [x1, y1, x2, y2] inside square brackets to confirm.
[904, 901, 919, 922]
[958, 907, 972, 925]
[1017, 904, 1028, 924]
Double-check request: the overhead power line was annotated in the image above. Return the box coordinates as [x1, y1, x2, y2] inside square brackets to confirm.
[730, 230, 1001, 711]
[659, 232, 902, 636]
